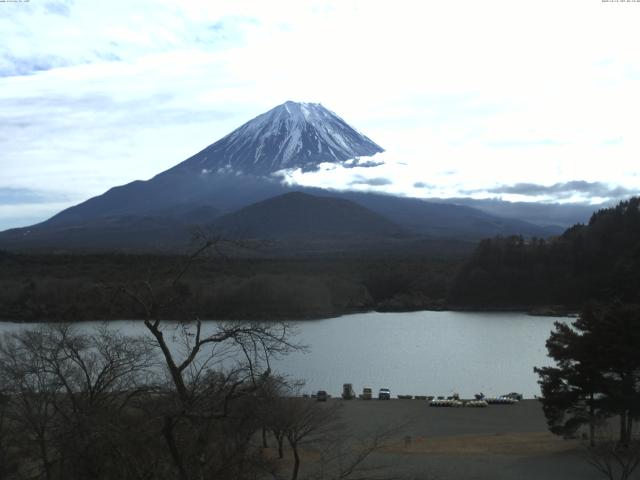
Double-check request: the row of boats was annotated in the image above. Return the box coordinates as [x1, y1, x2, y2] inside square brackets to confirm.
[429, 396, 519, 407]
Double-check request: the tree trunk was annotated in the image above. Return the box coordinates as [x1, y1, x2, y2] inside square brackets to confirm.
[277, 434, 284, 459]
[620, 411, 629, 447]
[262, 426, 268, 448]
[589, 394, 595, 448]
[145, 322, 190, 403]
[162, 416, 190, 480]
[291, 444, 300, 480]
[38, 434, 52, 480]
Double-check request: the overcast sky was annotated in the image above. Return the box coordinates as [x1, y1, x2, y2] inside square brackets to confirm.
[2, 0, 640, 230]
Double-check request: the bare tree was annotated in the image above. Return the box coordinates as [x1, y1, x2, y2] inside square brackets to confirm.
[0, 378, 19, 479]
[311, 424, 399, 480]
[0, 324, 158, 480]
[264, 393, 398, 480]
[584, 423, 640, 480]
[283, 399, 340, 480]
[0, 328, 63, 480]
[0, 240, 303, 480]
[118, 240, 302, 480]
[256, 375, 293, 457]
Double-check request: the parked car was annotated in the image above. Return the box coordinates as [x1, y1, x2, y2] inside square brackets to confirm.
[342, 383, 356, 400]
[317, 390, 328, 401]
[378, 388, 391, 400]
[502, 392, 523, 401]
[360, 387, 372, 400]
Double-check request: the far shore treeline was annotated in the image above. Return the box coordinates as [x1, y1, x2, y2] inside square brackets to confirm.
[451, 197, 640, 309]
[0, 254, 455, 322]
[1, 197, 639, 322]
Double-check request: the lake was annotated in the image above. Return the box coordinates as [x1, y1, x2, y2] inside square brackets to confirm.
[0, 310, 569, 399]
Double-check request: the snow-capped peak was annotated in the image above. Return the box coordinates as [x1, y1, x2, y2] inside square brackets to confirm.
[175, 101, 384, 176]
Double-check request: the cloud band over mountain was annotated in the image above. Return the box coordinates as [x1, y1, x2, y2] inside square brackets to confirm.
[349, 176, 392, 187]
[481, 181, 638, 200]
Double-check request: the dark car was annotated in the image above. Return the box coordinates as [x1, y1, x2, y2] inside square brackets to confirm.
[317, 390, 328, 401]
[502, 392, 523, 401]
[378, 388, 391, 400]
[342, 383, 356, 400]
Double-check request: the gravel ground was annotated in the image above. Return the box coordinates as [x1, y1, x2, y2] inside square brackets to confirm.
[303, 399, 615, 480]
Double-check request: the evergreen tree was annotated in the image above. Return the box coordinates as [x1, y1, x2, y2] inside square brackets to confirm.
[535, 314, 605, 445]
[450, 197, 640, 308]
[536, 303, 640, 446]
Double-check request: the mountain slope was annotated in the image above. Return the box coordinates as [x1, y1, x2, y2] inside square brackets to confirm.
[0, 215, 196, 252]
[39, 101, 383, 227]
[0, 101, 560, 253]
[332, 191, 562, 238]
[213, 192, 403, 239]
[428, 197, 598, 229]
[43, 173, 287, 226]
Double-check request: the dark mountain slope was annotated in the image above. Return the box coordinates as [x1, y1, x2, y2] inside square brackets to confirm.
[44, 172, 287, 226]
[428, 197, 598, 229]
[0, 101, 559, 253]
[0, 215, 197, 253]
[213, 192, 403, 239]
[333, 191, 562, 238]
[40, 101, 382, 227]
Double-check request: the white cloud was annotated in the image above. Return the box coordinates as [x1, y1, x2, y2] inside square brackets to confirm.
[0, 202, 72, 231]
[2, 0, 640, 228]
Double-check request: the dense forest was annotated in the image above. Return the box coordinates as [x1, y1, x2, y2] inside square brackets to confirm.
[0, 250, 457, 322]
[3, 197, 639, 322]
[450, 197, 640, 310]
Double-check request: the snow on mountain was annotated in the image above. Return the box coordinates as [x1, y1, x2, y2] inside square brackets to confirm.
[170, 101, 384, 176]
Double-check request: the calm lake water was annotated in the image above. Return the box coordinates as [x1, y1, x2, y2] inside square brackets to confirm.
[0, 311, 569, 399]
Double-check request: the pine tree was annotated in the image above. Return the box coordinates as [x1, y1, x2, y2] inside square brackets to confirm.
[535, 303, 640, 446]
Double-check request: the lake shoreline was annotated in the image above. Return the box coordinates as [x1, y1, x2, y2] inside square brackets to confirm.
[0, 304, 578, 324]
[1, 311, 565, 397]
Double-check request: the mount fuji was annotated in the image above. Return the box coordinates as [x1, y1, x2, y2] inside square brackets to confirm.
[0, 101, 560, 253]
[171, 101, 384, 176]
[30, 101, 384, 226]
